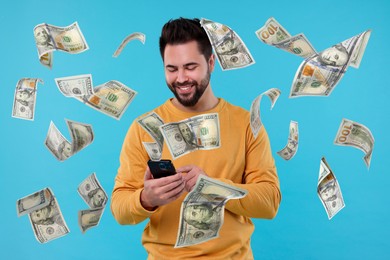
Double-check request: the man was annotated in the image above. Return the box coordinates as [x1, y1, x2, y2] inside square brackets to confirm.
[317, 43, 349, 67]
[34, 26, 54, 50]
[111, 17, 281, 259]
[178, 122, 197, 149]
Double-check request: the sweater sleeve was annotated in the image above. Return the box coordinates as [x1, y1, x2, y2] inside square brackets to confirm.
[222, 125, 281, 219]
[110, 122, 157, 225]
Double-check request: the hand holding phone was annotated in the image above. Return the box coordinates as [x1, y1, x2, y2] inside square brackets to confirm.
[147, 159, 176, 179]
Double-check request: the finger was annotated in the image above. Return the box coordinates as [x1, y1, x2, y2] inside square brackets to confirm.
[176, 165, 196, 173]
[144, 166, 153, 181]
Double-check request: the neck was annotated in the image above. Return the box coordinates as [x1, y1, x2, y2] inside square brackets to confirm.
[172, 84, 219, 113]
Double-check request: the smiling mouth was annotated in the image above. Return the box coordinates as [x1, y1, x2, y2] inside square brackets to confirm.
[176, 84, 194, 94]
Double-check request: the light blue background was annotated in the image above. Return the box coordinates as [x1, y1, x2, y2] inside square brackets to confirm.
[1, 0, 389, 259]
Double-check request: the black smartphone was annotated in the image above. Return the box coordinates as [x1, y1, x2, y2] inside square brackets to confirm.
[147, 159, 176, 179]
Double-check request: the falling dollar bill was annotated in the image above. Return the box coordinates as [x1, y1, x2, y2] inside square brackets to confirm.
[317, 157, 345, 220]
[33, 21, 89, 69]
[175, 175, 247, 247]
[334, 118, 374, 168]
[142, 142, 162, 161]
[78, 207, 105, 233]
[44, 119, 94, 161]
[54, 74, 94, 97]
[289, 30, 371, 97]
[250, 88, 281, 138]
[74, 80, 137, 120]
[16, 188, 52, 217]
[137, 112, 165, 150]
[255, 17, 317, 58]
[113, 32, 146, 57]
[78, 173, 108, 209]
[277, 121, 299, 160]
[12, 78, 43, 121]
[349, 30, 371, 69]
[160, 113, 220, 159]
[17, 188, 70, 243]
[200, 18, 255, 70]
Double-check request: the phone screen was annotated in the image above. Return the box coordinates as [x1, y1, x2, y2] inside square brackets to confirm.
[147, 160, 176, 179]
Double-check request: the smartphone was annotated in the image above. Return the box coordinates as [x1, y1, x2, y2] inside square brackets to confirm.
[147, 159, 176, 179]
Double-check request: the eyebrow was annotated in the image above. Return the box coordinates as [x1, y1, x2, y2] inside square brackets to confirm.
[165, 62, 199, 69]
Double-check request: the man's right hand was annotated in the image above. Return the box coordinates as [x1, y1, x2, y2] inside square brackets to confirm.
[140, 166, 185, 211]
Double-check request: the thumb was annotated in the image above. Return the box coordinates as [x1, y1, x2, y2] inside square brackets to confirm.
[144, 166, 153, 181]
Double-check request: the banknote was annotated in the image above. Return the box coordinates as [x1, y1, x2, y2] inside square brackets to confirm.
[160, 113, 220, 159]
[256, 17, 317, 58]
[175, 175, 247, 247]
[78, 173, 108, 209]
[250, 88, 281, 138]
[12, 78, 43, 121]
[44, 119, 94, 161]
[289, 30, 371, 97]
[34, 21, 89, 68]
[349, 30, 371, 68]
[200, 18, 255, 70]
[113, 32, 145, 57]
[142, 142, 162, 161]
[17, 188, 52, 217]
[54, 74, 94, 97]
[334, 118, 374, 168]
[78, 207, 105, 233]
[137, 112, 165, 150]
[317, 157, 345, 220]
[277, 121, 299, 160]
[21, 188, 70, 243]
[75, 80, 137, 120]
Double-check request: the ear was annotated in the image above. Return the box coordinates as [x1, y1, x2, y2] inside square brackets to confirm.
[208, 54, 216, 72]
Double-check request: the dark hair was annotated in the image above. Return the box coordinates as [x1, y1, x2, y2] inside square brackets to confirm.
[159, 17, 212, 60]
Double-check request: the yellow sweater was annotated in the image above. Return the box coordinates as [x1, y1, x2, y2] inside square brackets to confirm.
[111, 98, 281, 259]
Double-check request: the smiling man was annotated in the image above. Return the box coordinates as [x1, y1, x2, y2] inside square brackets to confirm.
[111, 17, 281, 259]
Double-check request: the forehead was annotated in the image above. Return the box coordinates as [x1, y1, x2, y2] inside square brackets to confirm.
[164, 41, 205, 65]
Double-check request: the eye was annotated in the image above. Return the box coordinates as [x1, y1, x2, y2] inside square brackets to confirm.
[334, 54, 339, 60]
[166, 67, 177, 73]
[186, 65, 197, 71]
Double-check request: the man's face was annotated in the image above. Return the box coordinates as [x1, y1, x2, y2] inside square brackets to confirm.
[16, 91, 29, 101]
[186, 204, 213, 223]
[34, 27, 49, 45]
[320, 46, 348, 66]
[92, 189, 105, 207]
[31, 206, 51, 223]
[321, 185, 336, 201]
[179, 123, 192, 143]
[61, 142, 72, 158]
[164, 41, 214, 107]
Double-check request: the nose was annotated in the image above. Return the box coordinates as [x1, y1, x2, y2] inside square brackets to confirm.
[177, 69, 188, 83]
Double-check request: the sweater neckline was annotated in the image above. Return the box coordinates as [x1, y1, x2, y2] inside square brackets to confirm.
[163, 98, 226, 118]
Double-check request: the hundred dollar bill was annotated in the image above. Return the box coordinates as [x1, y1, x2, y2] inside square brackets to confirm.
[256, 17, 316, 58]
[113, 32, 146, 57]
[277, 121, 299, 160]
[78, 207, 105, 233]
[200, 18, 255, 70]
[289, 30, 371, 97]
[44, 119, 94, 161]
[250, 88, 281, 138]
[25, 188, 70, 243]
[349, 30, 371, 68]
[175, 175, 247, 247]
[334, 118, 374, 168]
[160, 113, 220, 159]
[34, 21, 89, 69]
[138, 112, 165, 150]
[78, 173, 108, 209]
[317, 157, 345, 220]
[75, 80, 137, 120]
[54, 74, 94, 97]
[142, 142, 162, 161]
[17, 188, 52, 217]
[12, 78, 43, 121]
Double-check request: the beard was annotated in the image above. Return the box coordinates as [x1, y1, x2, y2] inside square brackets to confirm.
[167, 71, 211, 107]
